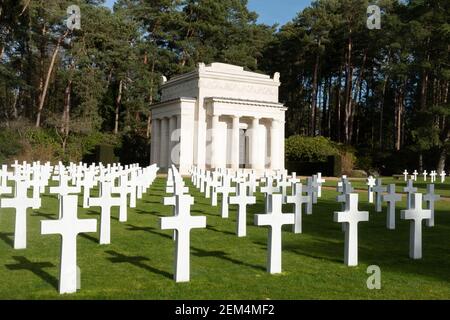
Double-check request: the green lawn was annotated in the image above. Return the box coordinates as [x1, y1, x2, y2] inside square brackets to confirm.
[0, 177, 449, 299]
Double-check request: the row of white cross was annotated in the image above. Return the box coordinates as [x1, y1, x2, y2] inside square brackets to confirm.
[403, 169, 446, 183]
[364, 176, 440, 261]
[160, 166, 327, 281]
[164, 167, 443, 282]
[1, 160, 444, 292]
[0, 161, 159, 294]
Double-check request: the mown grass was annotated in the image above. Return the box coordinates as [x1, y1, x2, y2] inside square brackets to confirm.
[0, 177, 449, 299]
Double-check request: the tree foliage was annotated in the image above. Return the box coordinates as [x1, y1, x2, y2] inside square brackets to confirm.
[0, 0, 449, 171]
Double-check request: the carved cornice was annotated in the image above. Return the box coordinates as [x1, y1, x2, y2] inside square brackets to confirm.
[204, 97, 286, 110]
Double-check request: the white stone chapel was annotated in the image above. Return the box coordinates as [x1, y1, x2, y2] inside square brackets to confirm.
[150, 62, 287, 175]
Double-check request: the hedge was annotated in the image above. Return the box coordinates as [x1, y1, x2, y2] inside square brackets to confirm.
[285, 135, 339, 162]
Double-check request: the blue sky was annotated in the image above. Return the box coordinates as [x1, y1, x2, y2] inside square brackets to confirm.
[104, 0, 311, 26]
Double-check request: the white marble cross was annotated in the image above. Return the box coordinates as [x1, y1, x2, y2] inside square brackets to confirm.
[0, 165, 12, 195]
[430, 170, 437, 183]
[403, 179, 417, 209]
[305, 177, 318, 214]
[41, 195, 96, 294]
[210, 172, 220, 206]
[127, 171, 138, 208]
[288, 172, 300, 194]
[49, 174, 81, 219]
[260, 176, 280, 213]
[309, 176, 319, 204]
[111, 174, 129, 222]
[160, 194, 206, 282]
[277, 175, 290, 204]
[367, 176, 376, 203]
[165, 168, 174, 193]
[172, 181, 189, 196]
[248, 172, 259, 196]
[403, 170, 409, 181]
[254, 194, 294, 274]
[191, 167, 198, 186]
[163, 193, 179, 241]
[203, 171, 211, 197]
[216, 176, 235, 219]
[229, 182, 256, 237]
[88, 181, 121, 244]
[400, 193, 431, 259]
[196, 169, 204, 190]
[382, 184, 402, 230]
[28, 170, 42, 210]
[440, 170, 446, 183]
[422, 170, 428, 181]
[372, 178, 386, 212]
[285, 183, 310, 234]
[337, 175, 348, 193]
[0, 180, 35, 249]
[413, 170, 418, 181]
[424, 184, 440, 227]
[81, 170, 96, 209]
[337, 181, 354, 210]
[333, 193, 369, 266]
[316, 172, 325, 197]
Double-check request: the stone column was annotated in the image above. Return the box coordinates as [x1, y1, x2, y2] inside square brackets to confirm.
[211, 115, 219, 169]
[270, 119, 280, 170]
[160, 117, 169, 170]
[151, 119, 161, 166]
[175, 114, 181, 167]
[231, 115, 240, 170]
[251, 117, 261, 170]
[168, 116, 177, 169]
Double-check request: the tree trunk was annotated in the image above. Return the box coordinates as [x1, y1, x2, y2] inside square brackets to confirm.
[322, 77, 329, 137]
[395, 80, 406, 151]
[349, 50, 367, 144]
[344, 32, 353, 144]
[146, 58, 156, 139]
[437, 82, 450, 172]
[379, 76, 389, 149]
[336, 67, 343, 143]
[327, 77, 332, 137]
[35, 31, 68, 128]
[311, 39, 321, 136]
[114, 79, 123, 135]
[420, 49, 430, 110]
[62, 79, 72, 139]
[437, 129, 449, 173]
[12, 88, 20, 119]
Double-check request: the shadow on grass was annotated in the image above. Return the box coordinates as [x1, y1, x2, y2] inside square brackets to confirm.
[5, 256, 58, 290]
[105, 250, 172, 280]
[191, 246, 265, 272]
[148, 178, 450, 284]
[126, 224, 172, 240]
[133, 208, 165, 217]
[85, 210, 98, 216]
[191, 209, 219, 218]
[206, 225, 236, 237]
[0, 232, 14, 247]
[33, 211, 55, 219]
[79, 233, 99, 244]
[144, 200, 163, 205]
